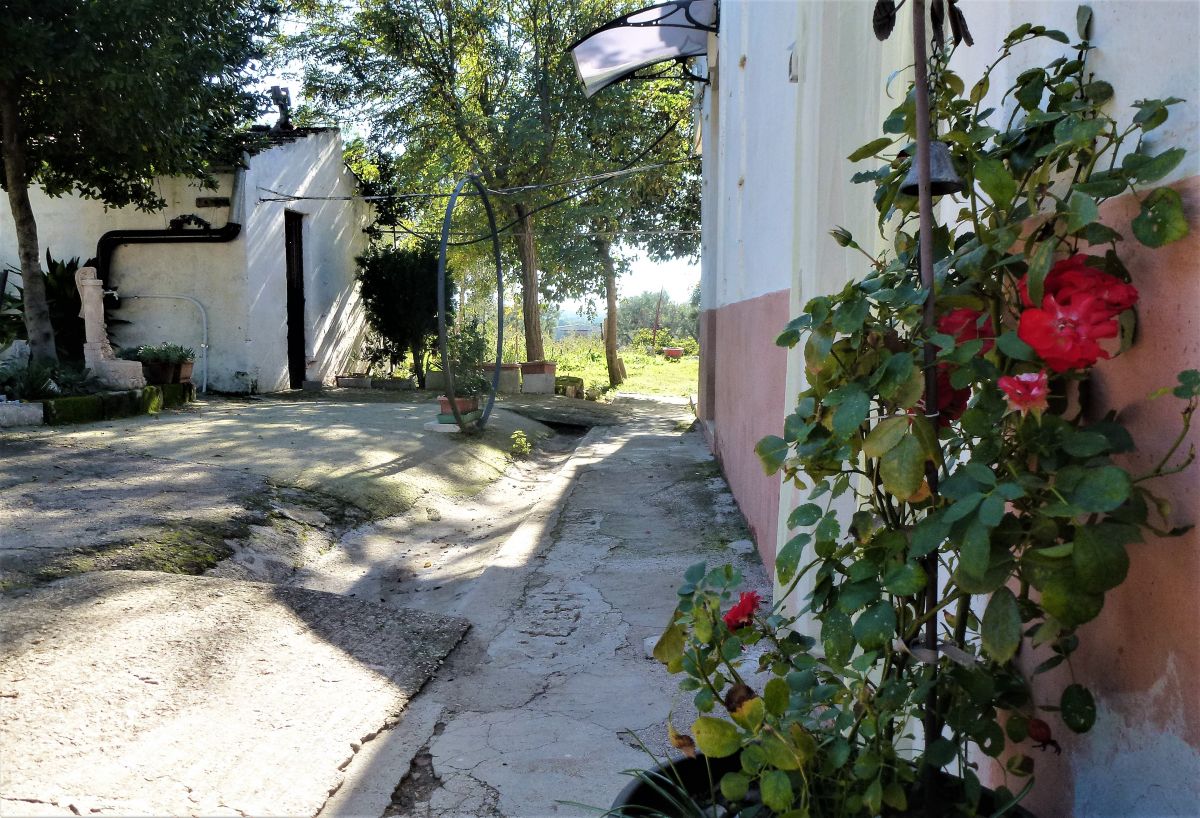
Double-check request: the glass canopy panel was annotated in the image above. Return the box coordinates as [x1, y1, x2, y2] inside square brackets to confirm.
[570, 0, 717, 98]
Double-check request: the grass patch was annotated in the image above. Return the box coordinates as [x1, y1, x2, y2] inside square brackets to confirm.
[546, 336, 698, 399]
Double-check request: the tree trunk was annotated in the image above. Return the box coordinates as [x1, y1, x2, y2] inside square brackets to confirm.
[512, 203, 545, 362]
[0, 82, 57, 364]
[411, 341, 426, 388]
[595, 236, 623, 387]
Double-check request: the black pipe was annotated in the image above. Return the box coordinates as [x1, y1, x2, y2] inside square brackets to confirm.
[95, 222, 242, 290]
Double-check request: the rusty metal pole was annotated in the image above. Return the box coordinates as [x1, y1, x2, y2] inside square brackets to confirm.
[911, 0, 942, 806]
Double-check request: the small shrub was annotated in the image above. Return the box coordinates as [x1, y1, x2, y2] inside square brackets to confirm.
[510, 430, 532, 457]
[0, 360, 101, 400]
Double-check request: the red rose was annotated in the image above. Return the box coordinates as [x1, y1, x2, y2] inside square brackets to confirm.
[1018, 294, 1118, 372]
[1018, 255, 1138, 319]
[937, 308, 995, 353]
[722, 591, 761, 630]
[998, 371, 1049, 417]
[936, 366, 971, 426]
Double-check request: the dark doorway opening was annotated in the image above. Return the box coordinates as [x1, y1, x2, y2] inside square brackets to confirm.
[284, 211, 307, 389]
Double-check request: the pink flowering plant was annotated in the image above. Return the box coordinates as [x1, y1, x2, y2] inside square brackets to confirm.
[652, 13, 1197, 817]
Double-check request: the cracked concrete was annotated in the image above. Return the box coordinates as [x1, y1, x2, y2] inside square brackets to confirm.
[319, 397, 767, 818]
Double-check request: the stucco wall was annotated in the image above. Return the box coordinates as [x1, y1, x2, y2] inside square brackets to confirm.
[240, 131, 370, 392]
[947, 6, 1200, 813]
[0, 130, 368, 393]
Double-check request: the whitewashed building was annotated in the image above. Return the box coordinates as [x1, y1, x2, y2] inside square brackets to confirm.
[0, 127, 369, 393]
[692, 2, 1199, 816]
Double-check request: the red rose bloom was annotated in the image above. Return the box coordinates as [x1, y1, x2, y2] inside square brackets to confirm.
[935, 366, 971, 426]
[1018, 255, 1138, 318]
[937, 308, 994, 353]
[1018, 294, 1118, 372]
[723, 591, 761, 630]
[998, 371, 1050, 417]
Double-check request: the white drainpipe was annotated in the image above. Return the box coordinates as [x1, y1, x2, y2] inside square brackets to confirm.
[120, 294, 210, 393]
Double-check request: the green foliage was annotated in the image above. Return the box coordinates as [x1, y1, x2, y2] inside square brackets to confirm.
[655, 16, 1196, 816]
[124, 342, 195, 364]
[441, 318, 491, 398]
[0, 359, 101, 400]
[619, 291, 699, 346]
[509, 430, 532, 458]
[42, 253, 85, 362]
[548, 335, 699, 399]
[0, 0, 273, 208]
[355, 244, 453, 387]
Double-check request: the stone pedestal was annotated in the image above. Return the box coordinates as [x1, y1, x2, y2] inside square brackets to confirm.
[521, 373, 555, 394]
[75, 267, 146, 389]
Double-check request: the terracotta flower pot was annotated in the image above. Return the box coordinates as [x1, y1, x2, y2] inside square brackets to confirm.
[438, 395, 479, 415]
[177, 361, 194, 383]
[141, 362, 174, 386]
[662, 347, 685, 359]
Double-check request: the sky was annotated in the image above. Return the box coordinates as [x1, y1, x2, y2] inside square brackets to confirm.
[561, 252, 699, 321]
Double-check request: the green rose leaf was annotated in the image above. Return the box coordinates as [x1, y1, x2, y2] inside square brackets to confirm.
[1024, 240, 1056, 304]
[863, 415, 910, 458]
[848, 137, 895, 162]
[788, 503, 823, 528]
[996, 331, 1034, 361]
[1130, 147, 1186, 184]
[1073, 524, 1132, 592]
[853, 601, 897, 650]
[882, 562, 927, 595]
[960, 519, 992, 579]
[822, 608, 854, 665]
[831, 384, 871, 438]
[1063, 190, 1099, 233]
[1069, 465, 1131, 512]
[1040, 575, 1104, 627]
[1133, 187, 1189, 248]
[764, 677, 790, 717]
[775, 533, 810, 586]
[910, 513, 949, 558]
[1076, 4, 1093, 39]
[880, 434, 926, 500]
[755, 435, 789, 475]
[730, 695, 765, 732]
[975, 158, 1017, 208]
[692, 716, 742, 758]
[760, 770, 795, 812]
[1083, 80, 1113, 104]
[1061, 684, 1097, 733]
[981, 587, 1022, 663]
[652, 621, 685, 665]
[720, 771, 751, 802]
[924, 737, 958, 768]
[761, 733, 804, 770]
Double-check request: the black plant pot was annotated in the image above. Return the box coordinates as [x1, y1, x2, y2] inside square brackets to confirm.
[611, 755, 1038, 817]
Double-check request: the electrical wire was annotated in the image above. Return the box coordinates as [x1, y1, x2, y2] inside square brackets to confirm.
[256, 119, 694, 247]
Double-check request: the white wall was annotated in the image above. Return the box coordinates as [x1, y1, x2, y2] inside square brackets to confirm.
[0, 129, 369, 393]
[240, 130, 370, 392]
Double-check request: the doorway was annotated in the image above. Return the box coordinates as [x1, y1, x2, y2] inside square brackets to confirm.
[284, 211, 306, 389]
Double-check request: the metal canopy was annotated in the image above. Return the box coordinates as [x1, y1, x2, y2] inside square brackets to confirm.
[569, 0, 717, 98]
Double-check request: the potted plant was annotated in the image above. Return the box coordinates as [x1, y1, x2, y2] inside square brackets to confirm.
[636, 12, 1197, 817]
[125, 342, 194, 385]
[438, 318, 491, 420]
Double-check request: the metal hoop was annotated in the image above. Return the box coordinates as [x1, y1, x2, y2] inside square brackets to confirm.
[437, 174, 505, 433]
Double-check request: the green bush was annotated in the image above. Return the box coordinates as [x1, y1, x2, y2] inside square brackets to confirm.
[124, 342, 194, 364]
[0, 360, 101, 400]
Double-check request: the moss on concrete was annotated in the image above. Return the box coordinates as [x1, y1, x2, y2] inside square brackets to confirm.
[32, 524, 237, 582]
[140, 386, 164, 414]
[41, 385, 193, 426]
[44, 395, 106, 425]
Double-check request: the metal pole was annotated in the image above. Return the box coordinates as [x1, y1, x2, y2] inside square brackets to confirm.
[911, 0, 942, 806]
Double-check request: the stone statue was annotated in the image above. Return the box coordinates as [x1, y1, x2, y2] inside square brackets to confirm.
[75, 266, 146, 389]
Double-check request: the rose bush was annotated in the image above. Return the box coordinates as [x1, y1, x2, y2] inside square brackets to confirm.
[649, 11, 1196, 817]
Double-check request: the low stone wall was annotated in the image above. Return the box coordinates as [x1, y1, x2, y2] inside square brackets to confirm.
[39, 383, 196, 426]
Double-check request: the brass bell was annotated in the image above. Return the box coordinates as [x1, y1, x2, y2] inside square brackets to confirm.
[900, 141, 964, 197]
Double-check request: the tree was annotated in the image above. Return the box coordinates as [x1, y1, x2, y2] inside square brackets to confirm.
[0, 1, 273, 363]
[281, 0, 695, 364]
[355, 244, 453, 387]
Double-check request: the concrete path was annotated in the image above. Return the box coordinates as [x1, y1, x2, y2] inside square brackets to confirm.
[310, 397, 767, 818]
[0, 572, 469, 817]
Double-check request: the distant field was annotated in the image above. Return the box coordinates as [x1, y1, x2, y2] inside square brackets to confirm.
[546, 336, 698, 399]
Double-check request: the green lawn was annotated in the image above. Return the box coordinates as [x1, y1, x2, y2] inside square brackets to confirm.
[546, 336, 698, 399]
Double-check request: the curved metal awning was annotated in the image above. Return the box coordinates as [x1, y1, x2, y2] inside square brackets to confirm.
[569, 0, 718, 98]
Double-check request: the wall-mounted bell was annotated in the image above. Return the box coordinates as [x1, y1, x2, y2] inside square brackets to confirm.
[900, 141, 964, 197]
